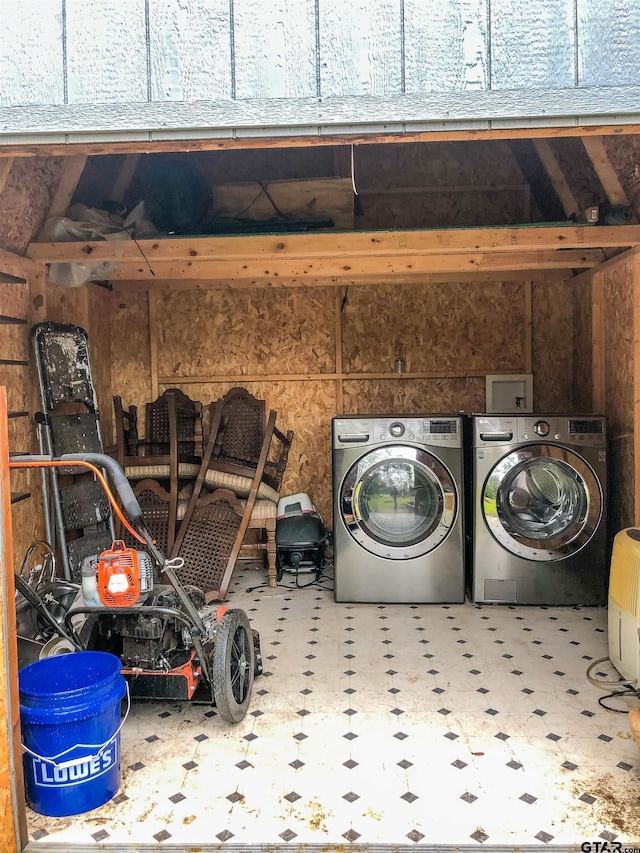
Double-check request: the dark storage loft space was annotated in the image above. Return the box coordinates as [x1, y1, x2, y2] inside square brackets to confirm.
[44, 138, 640, 241]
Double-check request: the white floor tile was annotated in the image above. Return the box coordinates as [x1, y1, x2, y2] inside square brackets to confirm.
[25, 564, 640, 848]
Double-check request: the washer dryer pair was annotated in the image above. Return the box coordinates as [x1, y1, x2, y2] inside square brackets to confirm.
[468, 414, 607, 606]
[332, 415, 465, 603]
[332, 413, 608, 606]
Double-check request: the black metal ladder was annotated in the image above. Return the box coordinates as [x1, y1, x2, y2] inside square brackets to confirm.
[32, 322, 115, 580]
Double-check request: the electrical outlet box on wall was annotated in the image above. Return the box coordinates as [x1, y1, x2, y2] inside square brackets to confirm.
[485, 374, 533, 413]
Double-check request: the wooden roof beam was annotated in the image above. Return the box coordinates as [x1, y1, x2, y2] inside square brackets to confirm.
[0, 158, 13, 196]
[112, 270, 569, 291]
[104, 249, 603, 282]
[533, 139, 580, 219]
[3, 124, 640, 159]
[581, 136, 636, 222]
[25, 225, 640, 266]
[108, 154, 142, 204]
[45, 155, 88, 221]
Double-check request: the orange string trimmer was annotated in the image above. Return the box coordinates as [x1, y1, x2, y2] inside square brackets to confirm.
[8, 459, 146, 544]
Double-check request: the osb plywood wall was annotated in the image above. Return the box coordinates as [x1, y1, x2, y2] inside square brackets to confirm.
[1, 280, 39, 568]
[571, 252, 640, 545]
[88, 286, 114, 444]
[532, 279, 574, 413]
[0, 158, 73, 567]
[341, 378, 486, 416]
[601, 256, 636, 537]
[0, 158, 65, 254]
[342, 281, 525, 374]
[107, 277, 574, 525]
[110, 291, 152, 445]
[572, 280, 593, 414]
[0, 258, 46, 568]
[154, 289, 336, 379]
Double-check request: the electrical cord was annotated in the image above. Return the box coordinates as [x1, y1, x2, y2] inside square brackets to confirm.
[245, 558, 334, 594]
[246, 575, 334, 594]
[585, 656, 640, 713]
[597, 690, 640, 713]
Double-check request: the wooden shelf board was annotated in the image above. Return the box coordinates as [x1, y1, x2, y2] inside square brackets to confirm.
[26, 225, 640, 267]
[159, 369, 524, 385]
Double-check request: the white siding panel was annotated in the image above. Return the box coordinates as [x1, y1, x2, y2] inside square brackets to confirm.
[148, 0, 232, 101]
[5, 85, 637, 138]
[65, 0, 148, 104]
[0, 1, 64, 106]
[404, 0, 488, 93]
[577, 0, 640, 87]
[318, 0, 402, 97]
[490, 0, 575, 89]
[233, 0, 317, 99]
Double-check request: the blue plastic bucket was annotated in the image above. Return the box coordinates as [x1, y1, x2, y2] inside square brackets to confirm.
[19, 650, 127, 817]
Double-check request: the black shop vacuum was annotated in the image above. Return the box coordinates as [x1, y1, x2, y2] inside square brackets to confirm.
[275, 494, 327, 583]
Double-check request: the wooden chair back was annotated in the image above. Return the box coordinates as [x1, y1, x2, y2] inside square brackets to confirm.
[207, 387, 294, 495]
[213, 386, 265, 468]
[172, 404, 277, 599]
[121, 478, 174, 559]
[145, 388, 203, 459]
[113, 392, 180, 553]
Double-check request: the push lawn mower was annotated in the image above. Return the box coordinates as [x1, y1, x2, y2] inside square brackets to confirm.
[10, 453, 262, 724]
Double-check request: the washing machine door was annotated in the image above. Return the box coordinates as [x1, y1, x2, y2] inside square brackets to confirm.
[482, 444, 602, 560]
[340, 445, 457, 559]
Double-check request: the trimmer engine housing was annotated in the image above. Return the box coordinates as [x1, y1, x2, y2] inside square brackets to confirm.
[97, 540, 154, 606]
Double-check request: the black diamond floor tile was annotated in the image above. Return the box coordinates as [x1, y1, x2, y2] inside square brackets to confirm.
[24, 572, 632, 850]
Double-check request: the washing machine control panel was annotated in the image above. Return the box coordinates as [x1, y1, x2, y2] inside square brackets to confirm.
[375, 417, 461, 447]
[474, 415, 606, 447]
[334, 416, 462, 448]
[376, 418, 421, 442]
[518, 416, 606, 445]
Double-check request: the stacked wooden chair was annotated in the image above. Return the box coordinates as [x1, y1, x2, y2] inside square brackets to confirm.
[113, 388, 202, 554]
[173, 387, 294, 596]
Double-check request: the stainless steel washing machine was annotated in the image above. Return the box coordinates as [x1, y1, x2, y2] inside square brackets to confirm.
[332, 415, 465, 603]
[469, 414, 607, 605]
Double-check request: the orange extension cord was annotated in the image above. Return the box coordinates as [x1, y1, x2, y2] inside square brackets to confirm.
[8, 459, 146, 544]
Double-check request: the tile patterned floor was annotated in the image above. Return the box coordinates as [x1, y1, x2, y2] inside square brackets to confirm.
[26, 563, 640, 850]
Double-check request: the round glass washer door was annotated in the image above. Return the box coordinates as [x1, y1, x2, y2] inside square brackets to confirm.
[340, 445, 458, 559]
[482, 444, 602, 561]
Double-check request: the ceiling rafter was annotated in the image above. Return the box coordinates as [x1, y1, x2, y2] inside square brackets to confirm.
[582, 136, 636, 222]
[0, 158, 13, 196]
[44, 155, 88, 222]
[533, 140, 580, 219]
[108, 154, 142, 204]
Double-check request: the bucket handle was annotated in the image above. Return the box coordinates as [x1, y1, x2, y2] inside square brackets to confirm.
[21, 682, 130, 771]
